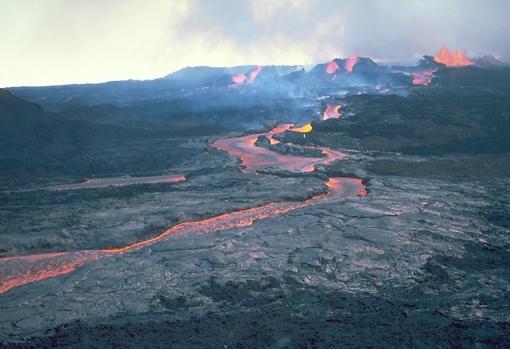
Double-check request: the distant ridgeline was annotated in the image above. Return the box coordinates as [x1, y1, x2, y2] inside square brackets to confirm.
[7, 48, 507, 111]
[1, 48, 510, 188]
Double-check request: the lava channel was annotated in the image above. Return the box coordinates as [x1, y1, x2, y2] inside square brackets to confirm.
[212, 123, 344, 173]
[0, 125, 366, 294]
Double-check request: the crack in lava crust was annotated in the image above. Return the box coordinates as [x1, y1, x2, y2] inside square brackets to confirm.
[0, 125, 366, 294]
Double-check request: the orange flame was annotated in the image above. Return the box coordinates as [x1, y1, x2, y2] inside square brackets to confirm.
[433, 47, 473, 67]
[345, 55, 359, 73]
[412, 68, 437, 85]
[325, 60, 339, 74]
[323, 104, 342, 120]
[290, 123, 312, 133]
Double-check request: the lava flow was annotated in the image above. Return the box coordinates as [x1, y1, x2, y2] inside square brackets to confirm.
[247, 66, 263, 83]
[325, 60, 339, 74]
[231, 66, 263, 87]
[323, 104, 342, 120]
[412, 68, 437, 86]
[231, 74, 247, 86]
[433, 47, 474, 67]
[212, 123, 341, 173]
[290, 123, 313, 133]
[53, 175, 186, 191]
[1, 124, 366, 294]
[345, 55, 359, 73]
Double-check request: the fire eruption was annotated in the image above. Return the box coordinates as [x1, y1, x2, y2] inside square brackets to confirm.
[325, 60, 339, 74]
[433, 47, 474, 67]
[323, 104, 342, 120]
[345, 55, 359, 73]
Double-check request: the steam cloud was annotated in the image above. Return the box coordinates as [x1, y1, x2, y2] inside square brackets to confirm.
[0, 0, 508, 86]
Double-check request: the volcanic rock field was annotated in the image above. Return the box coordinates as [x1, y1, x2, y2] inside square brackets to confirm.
[1, 54, 509, 347]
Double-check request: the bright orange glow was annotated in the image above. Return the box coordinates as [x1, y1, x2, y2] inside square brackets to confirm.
[161, 175, 186, 183]
[326, 177, 367, 197]
[0, 121, 369, 295]
[412, 68, 437, 85]
[0, 251, 106, 294]
[0, 173, 367, 294]
[433, 47, 473, 67]
[48, 175, 186, 191]
[231, 66, 263, 87]
[325, 60, 339, 74]
[345, 55, 359, 73]
[290, 123, 312, 133]
[212, 123, 340, 173]
[323, 104, 342, 120]
[212, 124, 346, 174]
[232, 74, 247, 86]
[247, 66, 263, 84]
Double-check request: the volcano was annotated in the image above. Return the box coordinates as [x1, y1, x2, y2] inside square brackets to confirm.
[1, 47, 510, 348]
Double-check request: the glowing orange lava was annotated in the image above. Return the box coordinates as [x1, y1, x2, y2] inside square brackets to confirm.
[212, 124, 339, 173]
[290, 123, 312, 133]
[412, 69, 437, 85]
[326, 60, 339, 74]
[7, 175, 187, 195]
[247, 66, 263, 84]
[231, 66, 263, 87]
[345, 55, 359, 73]
[327, 178, 367, 197]
[0, 123, 366, 294]
[0, 251, 106, 294]
[160, 175, 187, 183]
[232, 74, 247, 86]
[323, 104, 342, 120]
[433, 47, 473, 67]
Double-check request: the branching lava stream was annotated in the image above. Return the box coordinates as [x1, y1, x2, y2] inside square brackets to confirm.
[0, 124, 366, 294]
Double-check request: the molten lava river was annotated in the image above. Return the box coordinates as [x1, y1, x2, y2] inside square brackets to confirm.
[0, 125, 366, 294]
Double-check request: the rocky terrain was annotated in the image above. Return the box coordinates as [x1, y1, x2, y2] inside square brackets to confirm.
[1, 58, 509, 347]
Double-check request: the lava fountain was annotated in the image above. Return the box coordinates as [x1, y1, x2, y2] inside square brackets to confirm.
[345, 55, 359, 73]
[325, 60, 339, 74]
[433, 47, 473, 67]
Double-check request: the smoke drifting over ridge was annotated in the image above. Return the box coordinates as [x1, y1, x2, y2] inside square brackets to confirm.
[0, 0, 508, 87]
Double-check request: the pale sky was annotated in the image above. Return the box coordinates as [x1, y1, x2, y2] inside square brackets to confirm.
[1, 0, 508, 87]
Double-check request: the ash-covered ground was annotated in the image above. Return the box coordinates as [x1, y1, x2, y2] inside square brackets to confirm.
[1, 60, 509, 347]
